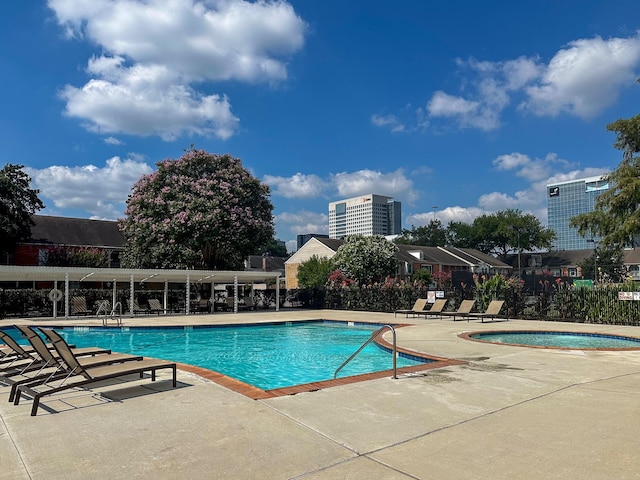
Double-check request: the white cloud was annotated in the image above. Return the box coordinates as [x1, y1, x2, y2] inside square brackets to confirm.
[522, 34, 640, 118]
[263, 173, 327, 198]
[48, 0, 307, 140]
[103, 136, 123, 145]
[371, 113, 405, 132]
[493, 152, 573, 182]
[419, 33, 640, 132]
[26, 156, 152, 219]
[332, 169, 419, 204]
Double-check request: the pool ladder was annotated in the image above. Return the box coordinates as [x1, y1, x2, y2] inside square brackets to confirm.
[96, 300, 123, 327]
[334, 324, 397, 380]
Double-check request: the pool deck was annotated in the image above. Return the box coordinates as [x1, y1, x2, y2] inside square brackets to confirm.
[1, 309, 639, 479]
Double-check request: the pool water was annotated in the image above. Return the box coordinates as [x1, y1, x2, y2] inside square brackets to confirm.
[469, 331, 640, 349]
[11, 322, 428, 390]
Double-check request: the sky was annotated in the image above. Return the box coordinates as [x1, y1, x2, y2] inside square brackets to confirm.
[1, 0, 640, 253]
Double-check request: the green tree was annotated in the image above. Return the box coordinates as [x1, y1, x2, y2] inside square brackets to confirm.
[120, 148, 274, 270]
[297, 255, 334, 288]
[446, 221, 477, 248]
[570, 112, 640, 248]
[332, 235, 398, 285]
[449, 209, 555, 261]
[0, 164, 45, 255]
[578, 244, 624, 283]
[395, 219, 447, 246]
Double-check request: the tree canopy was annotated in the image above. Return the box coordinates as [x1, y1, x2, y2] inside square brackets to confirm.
[332, 235, 398, 284]
[395, 219, 447, 246]
[296, 255, 334, 288]
[120, 149, 274, 270]
[0, 164, 44, 255]
[570, 112, 640, 248]
[395, 209, 555, 261]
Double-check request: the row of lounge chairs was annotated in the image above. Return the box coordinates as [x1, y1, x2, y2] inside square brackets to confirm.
[71, 296, 164, 316]
[395, 299, 506, 322]
[0, 326, 176, 416]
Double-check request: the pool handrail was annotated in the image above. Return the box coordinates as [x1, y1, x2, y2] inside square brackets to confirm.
[334, 324, 397, 380]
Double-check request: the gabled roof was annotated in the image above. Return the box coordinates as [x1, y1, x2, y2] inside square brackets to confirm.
[442, 247, 511, 268]
[314, 238, 344, 251]
[27, 215, 125, 248]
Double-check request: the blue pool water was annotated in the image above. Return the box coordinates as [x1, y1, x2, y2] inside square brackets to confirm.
[6, 322, 429, 390]
[470, 331, 640, 349]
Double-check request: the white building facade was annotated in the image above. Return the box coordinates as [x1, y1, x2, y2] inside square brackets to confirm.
[328, 194, 402, 239]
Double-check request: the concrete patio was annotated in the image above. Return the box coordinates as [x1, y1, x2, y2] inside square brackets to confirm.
[1, 309, 639, 479]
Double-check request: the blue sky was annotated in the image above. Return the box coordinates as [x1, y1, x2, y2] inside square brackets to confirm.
[2, 1, 640, 252]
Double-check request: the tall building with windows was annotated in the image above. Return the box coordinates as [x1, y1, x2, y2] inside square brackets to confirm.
[547, 175, 609, 250]
[328, 194, 402, 239]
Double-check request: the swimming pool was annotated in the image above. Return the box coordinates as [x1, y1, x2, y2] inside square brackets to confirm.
[464, 330, 640, 350]
[6, 322, 434, 391]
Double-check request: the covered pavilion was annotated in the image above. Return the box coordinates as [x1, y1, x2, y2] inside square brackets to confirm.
[0, 265, 282, 318]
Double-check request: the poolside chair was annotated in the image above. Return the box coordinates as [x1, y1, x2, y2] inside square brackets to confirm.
[3, 326, 143, 403]
[147, 298, 164, 315]
[468, 300, 506, 323]
[71, 296, 92, 316]
[0, 331, 40, 371]
[417, 298, 448, 318]
[438, 299, 476, 321]
[15, 328, 177, 416]
[394, 298, 428, 317]
[127, 299, 149, 315]
[240, 296, 256, 311]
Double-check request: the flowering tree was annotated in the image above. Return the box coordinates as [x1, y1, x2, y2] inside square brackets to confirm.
[120, 149, 274, 270]
[331, 235, 398, 285]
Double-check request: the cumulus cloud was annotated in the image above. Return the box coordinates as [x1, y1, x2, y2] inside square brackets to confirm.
[415, 33, 640, 132]
[332, 169, 419, 204]
[522, 34, 640, 118]
[26, 156, 152, 219]
[263, 173, 327, 198]
[48, 0, 307, 140]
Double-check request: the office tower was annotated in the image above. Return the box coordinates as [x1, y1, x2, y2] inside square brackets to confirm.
[547, 175, 609, 250]
[328, 194, 402, 239]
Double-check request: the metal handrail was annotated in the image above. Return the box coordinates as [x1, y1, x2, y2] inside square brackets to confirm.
[334, 324, 397, 380]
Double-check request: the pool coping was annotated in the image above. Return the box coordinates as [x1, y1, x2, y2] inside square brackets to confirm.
[459, 329, 640, 350]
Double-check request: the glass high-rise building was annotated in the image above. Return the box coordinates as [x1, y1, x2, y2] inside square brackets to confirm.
[547, 175, 609, 250]
[328, 194, 402, 239]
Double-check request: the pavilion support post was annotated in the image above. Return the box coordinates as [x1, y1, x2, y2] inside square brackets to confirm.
[64, 273, 69, 319]
[129, 274, 135, 316]
[164, 280, 169, 314]
[186, 274, 190, 315]
[233, 276, 238, 313]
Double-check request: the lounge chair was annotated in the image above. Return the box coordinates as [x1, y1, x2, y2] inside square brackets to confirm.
[147, 298, 164, 315]
[195, 299, 210, 313]
[127, 299, 149, 315]
[418, 298, 448, 318]
[468, 300, 506, 323]
[0, 331, 39, 370]
[394, 298, 428, 317]
[15, 328, 177, 416]
[239, 296, 256, 311]
[3, 326, 142, 403]
[71, 296, 92, 316]
[438, 299, 476, 321]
